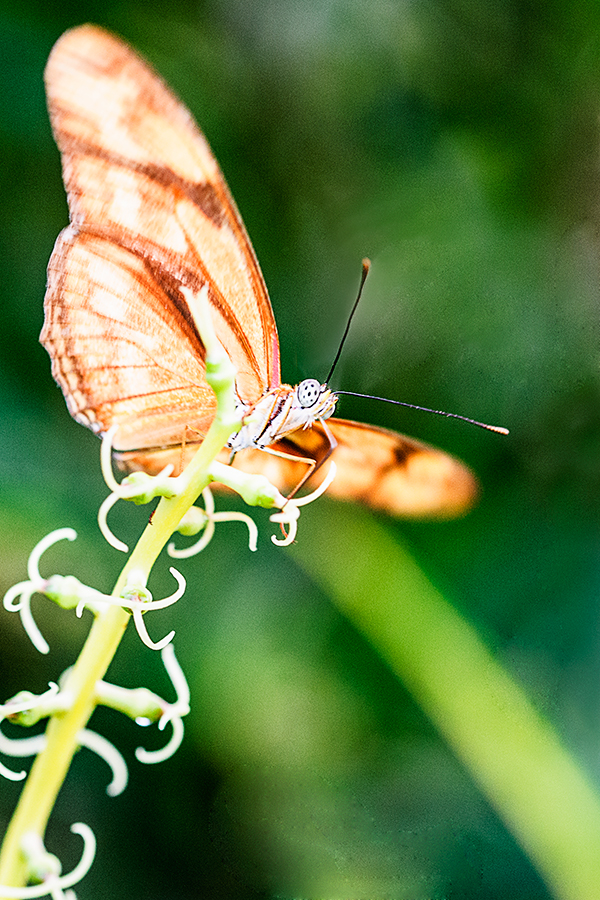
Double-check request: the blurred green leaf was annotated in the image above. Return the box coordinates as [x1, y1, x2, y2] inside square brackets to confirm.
[3, 2, 600, 897]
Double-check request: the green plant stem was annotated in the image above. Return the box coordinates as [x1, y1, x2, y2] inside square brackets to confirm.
[0, 288, 242, 892]
[0, 400, 237, 894]
[0, 604, 130, 889]
[292, 502, 600, 900]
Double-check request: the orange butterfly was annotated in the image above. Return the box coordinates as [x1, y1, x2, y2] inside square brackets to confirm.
[41, 25, 478, 519]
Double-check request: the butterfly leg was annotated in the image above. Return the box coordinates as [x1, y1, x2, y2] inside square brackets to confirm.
[261, 417, 338, 503]
[288, 417, 337, 500]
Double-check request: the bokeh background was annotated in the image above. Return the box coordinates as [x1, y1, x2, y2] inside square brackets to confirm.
[2, 1, 600, 897]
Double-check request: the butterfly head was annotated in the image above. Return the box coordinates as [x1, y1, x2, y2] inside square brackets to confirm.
[294, 380, 337, 426]
[228, 380, 337, 453]
[295, 378, 335, 414]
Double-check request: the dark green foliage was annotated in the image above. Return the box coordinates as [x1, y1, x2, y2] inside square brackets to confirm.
[2, 2, 600, 897]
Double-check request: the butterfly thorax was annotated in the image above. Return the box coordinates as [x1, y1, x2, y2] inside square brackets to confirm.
[228, 379, 337, 453]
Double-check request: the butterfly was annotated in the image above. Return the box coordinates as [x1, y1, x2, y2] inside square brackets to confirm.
[40, 24, 478, 519]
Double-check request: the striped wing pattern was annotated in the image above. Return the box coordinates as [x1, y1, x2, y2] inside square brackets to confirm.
[41, 24, 278, 451]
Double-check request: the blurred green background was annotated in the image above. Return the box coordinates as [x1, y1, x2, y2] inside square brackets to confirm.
[2, 0, 600, 897]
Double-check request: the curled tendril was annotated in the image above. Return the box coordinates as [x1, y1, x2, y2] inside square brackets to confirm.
[131, 611, 174, 651]
[2, 529, 186, 654]
[120, 568, 185, 650]
[168, 487, 258, 558]
[100, 425, 175, 499]
[0, 682, 130, 796]
[77, 729, 128, 797]
[98, 425, 177, 552]
[270, 461, 337, 546]
[0, 823, 96, 899]
[0, 757, 27, 782]
[3, 529, 77, 654]
[4, 527, 186, 655]
[136, 644, 190, 764]
[26, 530, 77, 584]
[97, 493, 127, 553]
[0, 684, 64, 781]
[135, 716, 184, 765]
[100, 424, 123, 495]
[0, 734, 44, 780]
[63, 566, 186, 627]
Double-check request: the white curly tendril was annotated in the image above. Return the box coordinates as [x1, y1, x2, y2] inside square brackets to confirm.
[0, 682, 127, 796]
[98, 425, 177, 552]
[0, 644, 190, 793]
[2, 531, 187, 655]
[0, 822, 95, 899]
[0, 722, 127, 798]
[99, 425, 260, 558]
[168, 486, 258, 558]
[77, 729, 129, 798]
[135, 644, 191, 765]
[66, 566, 186, 652]
[0, 684, 62, 781]
[270, 461, 337, 547]
[118, 567, 186, 650]
[3, 529, 78, 654]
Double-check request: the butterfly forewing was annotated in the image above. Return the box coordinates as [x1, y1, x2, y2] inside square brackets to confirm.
[42, 25, 478, 519]
[42, 24, 279, 422]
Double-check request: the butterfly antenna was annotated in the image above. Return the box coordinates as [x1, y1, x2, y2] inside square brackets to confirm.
[335, 391, 509, 435]
[325, 258, 371, 385]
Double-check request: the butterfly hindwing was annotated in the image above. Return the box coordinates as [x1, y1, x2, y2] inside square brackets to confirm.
[42, 228, 217, 449]
[115, 417, 477, 518]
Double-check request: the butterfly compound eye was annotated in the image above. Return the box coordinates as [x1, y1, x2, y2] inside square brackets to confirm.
[297, 379, 322, 408]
